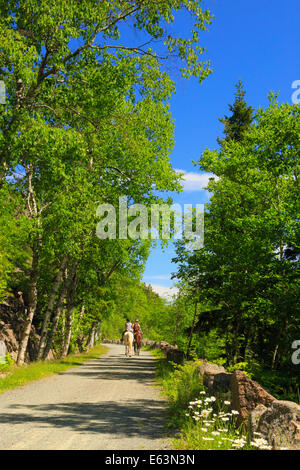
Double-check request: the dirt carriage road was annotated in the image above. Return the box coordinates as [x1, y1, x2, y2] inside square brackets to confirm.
[0, 344, 171, 450]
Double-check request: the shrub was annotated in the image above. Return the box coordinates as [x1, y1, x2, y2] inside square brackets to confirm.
[0, 353, 14, 373]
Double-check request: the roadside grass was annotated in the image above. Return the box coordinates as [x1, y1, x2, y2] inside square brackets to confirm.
[0, 344, 108, 395]
[150, 349, 209, 429]
[150, 350, 272, 451]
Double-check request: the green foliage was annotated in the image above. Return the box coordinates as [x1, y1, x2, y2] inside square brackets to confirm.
[193, 329, 226, 365]
[0, 183, 31, 301]
[154, 356, 205, 429]
[250, 365, 300, 402]
[227, 362, 252, 378]
[217, 79, 254, 145]
[0, 353, 14, 372]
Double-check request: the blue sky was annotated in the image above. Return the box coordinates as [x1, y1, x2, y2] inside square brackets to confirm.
[138, 0, 300, 298]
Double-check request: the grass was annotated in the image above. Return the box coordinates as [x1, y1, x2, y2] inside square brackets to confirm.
[0, 344, 108, 395]
[149, 348, 207, 429]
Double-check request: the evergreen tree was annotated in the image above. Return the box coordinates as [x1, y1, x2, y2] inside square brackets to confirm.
[217, 79, 254, 145]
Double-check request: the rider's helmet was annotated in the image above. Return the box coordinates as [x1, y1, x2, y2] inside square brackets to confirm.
[135, 318, 139, 322]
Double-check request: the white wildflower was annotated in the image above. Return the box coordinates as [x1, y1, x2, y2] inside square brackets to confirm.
[251, 438, 269, 448]
[232, 439, 246, 448]
[201, 409, 211, 418]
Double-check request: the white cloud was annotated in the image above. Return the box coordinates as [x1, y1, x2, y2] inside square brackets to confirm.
[147, 283, 179, 301]
[143, 275, 171, 281]
[175, 169, 218, 192]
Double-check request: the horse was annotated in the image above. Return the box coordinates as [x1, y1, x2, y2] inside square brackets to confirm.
[133, 332, 142, 356]
[123, 331, 134, 357]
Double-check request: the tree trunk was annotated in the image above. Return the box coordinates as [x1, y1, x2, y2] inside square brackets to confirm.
[61, 303, 74, 358]
[78, 304, 85, 322]
[36, 256, 68, 360]
[186, 297, 198, 359]
[271, 343, 279, 370]
[60, 270, 78, 358]
[95, 321, 102, 343]
[17, 239, 39, 365]
[17, 164, 40, 365]
[43, 263, 78, 360]
[42, 280, 68, 360]
[86, 322, 96, 351]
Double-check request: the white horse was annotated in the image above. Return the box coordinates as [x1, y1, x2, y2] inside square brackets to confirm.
[123, 331, 134, 357]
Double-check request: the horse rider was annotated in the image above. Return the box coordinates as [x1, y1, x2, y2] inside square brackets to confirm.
[132, 318, 142, 339]
[122, 318, 133, 342]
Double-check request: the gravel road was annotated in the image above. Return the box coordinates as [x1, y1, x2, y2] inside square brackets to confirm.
[0, 344, 171, 450]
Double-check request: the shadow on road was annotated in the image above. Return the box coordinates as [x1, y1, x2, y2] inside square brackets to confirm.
[1, 399, 168, 440]
[65, 355, 157, 383]
[0, 348, 169, 442]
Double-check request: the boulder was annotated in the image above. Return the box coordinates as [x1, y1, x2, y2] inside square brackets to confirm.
[166, 348, 185, 364]
[160, 341, 175, 351]
[209, 372, 232, 396]
[149, 341, 161, 349]
[255, 400, 300, 450]
[197, 362, 227, 391]
[230, 370, 276, 426]
[198, 361, 226, 377]
[249, 404, 268, 437]
[1, 326, 19, 351]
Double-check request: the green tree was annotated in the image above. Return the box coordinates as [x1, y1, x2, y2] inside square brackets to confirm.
[217, 79, 254, 146]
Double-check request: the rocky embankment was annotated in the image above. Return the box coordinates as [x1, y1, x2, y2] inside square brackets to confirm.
[0, 295, 53, 362]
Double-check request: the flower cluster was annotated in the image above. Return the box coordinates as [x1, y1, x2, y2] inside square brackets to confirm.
[250, 433, 272, 450]
[184, 391, 273, 450]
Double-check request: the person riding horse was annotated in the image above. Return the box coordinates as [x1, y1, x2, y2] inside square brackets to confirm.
[132, 319, 142, 336]
[132, 319, 143, 354]
[122, 318, 133, 342]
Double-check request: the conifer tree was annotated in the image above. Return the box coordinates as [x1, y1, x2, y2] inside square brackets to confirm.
[217, 79, 254, 145]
